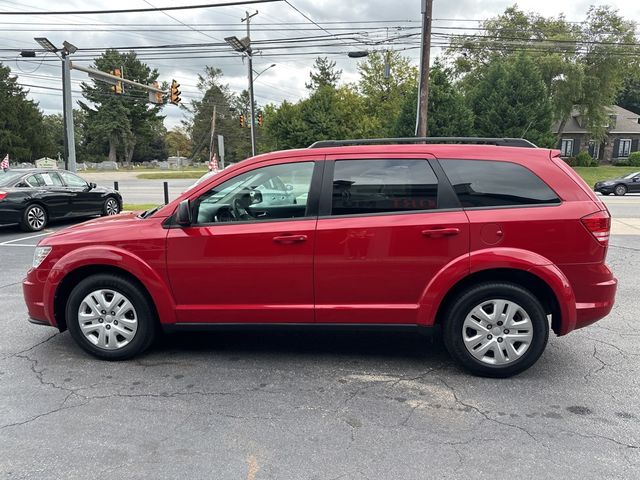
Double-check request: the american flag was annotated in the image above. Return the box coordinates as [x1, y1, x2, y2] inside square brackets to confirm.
[0, 154, 8, 170]
[208, 153, 219, 173]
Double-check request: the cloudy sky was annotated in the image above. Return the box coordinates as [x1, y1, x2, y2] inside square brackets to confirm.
[1, 0, 639, 130]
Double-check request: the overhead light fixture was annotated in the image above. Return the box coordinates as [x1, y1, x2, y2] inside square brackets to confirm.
[347, 51, 369, 58]
[62, 40, 78, 54]
[34, 37, 58, 53]
[20, 50, 36, 58]
[224, 36, 251, 53]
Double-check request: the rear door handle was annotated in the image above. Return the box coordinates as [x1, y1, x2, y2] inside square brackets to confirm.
[273, 234, 307, 244]
[421, 227, 460, 238]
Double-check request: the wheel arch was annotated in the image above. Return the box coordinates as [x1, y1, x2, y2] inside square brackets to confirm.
[46, 246, 177, 331]
[433, 268, 563, 334]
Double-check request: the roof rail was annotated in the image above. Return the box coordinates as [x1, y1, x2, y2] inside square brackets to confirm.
[308, 137, 538, 149]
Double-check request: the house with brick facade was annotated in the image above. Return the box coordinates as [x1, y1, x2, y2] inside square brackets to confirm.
[552, 105, 640, 163]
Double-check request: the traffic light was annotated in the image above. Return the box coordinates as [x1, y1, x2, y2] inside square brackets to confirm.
[111, 68, 123, 95]
[239, 114, 245, 127]
[257, 113, 264, 127]
[170, 79, 181, 105]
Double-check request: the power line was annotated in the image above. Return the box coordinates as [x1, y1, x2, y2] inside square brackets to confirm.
[0, 0, 282, 16]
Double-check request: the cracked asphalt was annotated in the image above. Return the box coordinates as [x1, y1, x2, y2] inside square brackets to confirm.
[0, 226, 639, 479]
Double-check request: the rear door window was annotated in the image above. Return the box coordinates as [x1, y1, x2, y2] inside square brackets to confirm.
[440, 160, 560, 208]
[331, 159, 439, 216]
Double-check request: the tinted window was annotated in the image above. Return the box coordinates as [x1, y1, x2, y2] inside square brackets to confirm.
[331, 160, 438, 216]
[38, 172, 64, 186]
[194, 161, 314, 224]
[60, 171, 88, 188]
[25, 175, 43, 187]
[441, 160, 560, 208]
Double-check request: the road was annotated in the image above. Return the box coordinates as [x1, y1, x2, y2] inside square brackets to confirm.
[0, 219, 639, 477]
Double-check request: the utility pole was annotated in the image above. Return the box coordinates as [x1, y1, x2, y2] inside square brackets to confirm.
[61, 51, 77, 172]
[208, 104, 217, 163]
[242, 10, 258, 157]
[416, 0, 433, 137]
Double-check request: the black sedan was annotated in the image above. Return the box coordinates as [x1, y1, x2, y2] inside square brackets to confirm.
[594, 171, 640, 196]
[0, 169, 122, 231]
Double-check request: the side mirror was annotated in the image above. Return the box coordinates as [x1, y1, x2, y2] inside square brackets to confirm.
[89, 182, 97, 189]
[176, 199, 192, 226]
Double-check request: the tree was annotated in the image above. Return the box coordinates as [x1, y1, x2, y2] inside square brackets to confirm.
[448, 5, 638, 141]
[466, 54, 555, 147]
[183, 66, 252, 164]
[305, 57, 342, 91]
[0, 63, 51, 162]
[80, 49, 165, 164]
[617, 75, 640, 115]
[394, 60, 474, 137]
[165, 127, 192, 157]
[357, 51, 418, 137]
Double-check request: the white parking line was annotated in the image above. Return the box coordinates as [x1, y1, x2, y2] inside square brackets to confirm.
[0, 231, 52, 246]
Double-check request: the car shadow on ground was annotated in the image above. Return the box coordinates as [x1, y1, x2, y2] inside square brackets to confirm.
[155, 328, 450, 363]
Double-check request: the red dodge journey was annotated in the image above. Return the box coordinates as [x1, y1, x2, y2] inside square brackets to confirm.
[23, 138, 617, 377]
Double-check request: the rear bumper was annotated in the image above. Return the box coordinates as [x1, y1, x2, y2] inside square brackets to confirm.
[0, 206, 21, 225]
[559, 263, 617, 334]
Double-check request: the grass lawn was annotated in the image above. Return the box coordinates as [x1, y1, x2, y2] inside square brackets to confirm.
[573, 166, 639, 187]
[123, 203, 161, 211]
[136, 170, 206, 180]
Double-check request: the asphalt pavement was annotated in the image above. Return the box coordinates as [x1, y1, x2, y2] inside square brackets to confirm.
[0, 214, 639, 478]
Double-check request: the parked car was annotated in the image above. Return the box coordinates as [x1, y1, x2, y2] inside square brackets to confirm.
[0, 169, 122, 231]
[23, 138, 617, 377]
[594, 171, 640, 196]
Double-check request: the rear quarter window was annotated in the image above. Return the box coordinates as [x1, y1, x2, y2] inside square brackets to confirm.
[440, 159, 560, 208]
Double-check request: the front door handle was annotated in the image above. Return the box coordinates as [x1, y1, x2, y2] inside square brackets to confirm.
[273, 234, 307, 244]
[421, 227, 460, 238]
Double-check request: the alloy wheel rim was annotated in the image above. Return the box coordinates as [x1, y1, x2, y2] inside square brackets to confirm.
[616, 186, 625, 195]
[78, 289, 138, 350]
[462, 299, 533, 366]
[27, 206, 45, 230]
[106, 199, 119, 215]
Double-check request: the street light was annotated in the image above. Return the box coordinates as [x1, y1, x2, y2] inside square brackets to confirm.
[253, 64, 276, 81]
[347, 51, 369, 58]
[225, 34, 257, 156]
[33, 37, 78, 172]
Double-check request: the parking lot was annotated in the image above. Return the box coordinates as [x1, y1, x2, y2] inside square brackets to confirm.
[0, 199, 639, 479]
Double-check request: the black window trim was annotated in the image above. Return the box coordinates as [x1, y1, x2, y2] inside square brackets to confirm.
[164, 159, 324, 228]
[317, 157, 461, 219]
[435, 158, 562, 210]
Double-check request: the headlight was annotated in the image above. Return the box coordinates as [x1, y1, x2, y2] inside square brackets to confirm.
[602, 181, 615, 186]
[32, 246, 52, 269]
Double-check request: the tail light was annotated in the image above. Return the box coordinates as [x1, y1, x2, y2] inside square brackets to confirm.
[0, 191, 7, 201]
[581, 211, 610, 246]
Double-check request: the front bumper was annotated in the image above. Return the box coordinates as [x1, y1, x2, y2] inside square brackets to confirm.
[594, 184, 615, 194]
[23, 268, 56, 328]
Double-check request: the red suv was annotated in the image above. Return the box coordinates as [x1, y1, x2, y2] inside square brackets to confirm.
[23, 138, 617, 377]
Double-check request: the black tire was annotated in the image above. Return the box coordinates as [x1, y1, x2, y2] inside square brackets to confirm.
[66, 274, 156, 360]
[614, 184, 627, 196]
[442, 282, 549, 378]
[102, 196, 120, 216]
[20, 203, 48, 232]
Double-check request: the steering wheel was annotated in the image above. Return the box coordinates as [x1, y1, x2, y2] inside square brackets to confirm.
[231, 198, 251, 220]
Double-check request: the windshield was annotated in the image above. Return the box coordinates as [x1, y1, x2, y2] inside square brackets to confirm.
[622, 172, 640, 179]
[0, 170, 25, 187]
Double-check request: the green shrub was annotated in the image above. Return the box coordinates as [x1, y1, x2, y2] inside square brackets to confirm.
[628, 151, 640, 167]
[563, 156, 577, 167]
[615, 160, 630, 167]
[575, 151, 596, 167]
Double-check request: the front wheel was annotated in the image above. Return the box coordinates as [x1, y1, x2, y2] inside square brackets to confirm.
[443, 282, 549, 378]
[102, 196, 120, 216]
[20, 204, 48, 232]
[66, 274, 156, 360]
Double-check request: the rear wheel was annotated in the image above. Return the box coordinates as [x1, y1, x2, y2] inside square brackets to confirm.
[66, 274, 156, 360]
[20, 204, 48, 232]
[443, 282, 549, 378]
[614, 184, 627, 196]
[102, 196, 120, 216]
